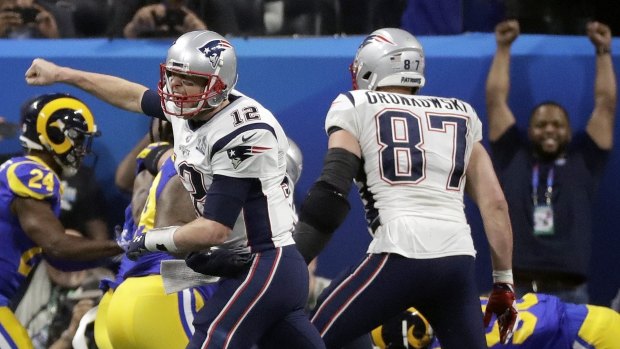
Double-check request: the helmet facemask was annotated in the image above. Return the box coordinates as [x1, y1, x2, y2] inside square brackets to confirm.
[158, 31, 239, 119]
[158, 63, 230, 119]
[41, 114, 99, 177]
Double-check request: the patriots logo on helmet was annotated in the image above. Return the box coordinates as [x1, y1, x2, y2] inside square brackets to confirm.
[358, 34, 396, 49]
[227, 145, 271, 169]
[198, 39, 233, 69]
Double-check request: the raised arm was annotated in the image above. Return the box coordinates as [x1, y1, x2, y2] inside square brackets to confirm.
[486, 20, 520, 142]
[25, 58, 148, 114]
[115, 132, 153, 193]
[585, 21, 617, 150]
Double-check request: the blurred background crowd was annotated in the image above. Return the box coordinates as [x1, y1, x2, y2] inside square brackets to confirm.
[1, 0, 619, 40]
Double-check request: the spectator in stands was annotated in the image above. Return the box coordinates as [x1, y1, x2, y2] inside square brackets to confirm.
[123, 0, 206, 38]
[72, 0, 111, 37]
[35, 0, 110, 38]
[190, 0, 264, 37]
[0, 0, 59, 38]
[486, 19, 616, 303]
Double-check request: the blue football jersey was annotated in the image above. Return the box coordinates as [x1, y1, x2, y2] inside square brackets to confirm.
[0, 156, 61, 305]
[430, 293, 620, 349]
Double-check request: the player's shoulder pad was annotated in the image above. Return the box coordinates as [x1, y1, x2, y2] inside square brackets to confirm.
[6, 157, 61, 199]
[136, 141, 171, 174]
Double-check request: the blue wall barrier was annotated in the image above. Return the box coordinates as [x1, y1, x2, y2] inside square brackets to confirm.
[1, 34, 618, 305]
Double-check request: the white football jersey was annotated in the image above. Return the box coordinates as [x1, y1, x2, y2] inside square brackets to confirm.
[164, 90, 296, 252]
[325, 90, 481, 258]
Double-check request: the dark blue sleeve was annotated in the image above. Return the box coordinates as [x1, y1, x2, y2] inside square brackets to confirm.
[490, 124, 525, 171]
[572, 131, 610, 176]
[141, 89, 166, 120]
[203, 174, 258, 229]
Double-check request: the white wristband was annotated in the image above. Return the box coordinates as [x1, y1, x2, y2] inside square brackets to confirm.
[144, 226, 180, 253]
[492, 269, 514, 284]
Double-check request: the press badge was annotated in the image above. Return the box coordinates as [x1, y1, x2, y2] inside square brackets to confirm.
[533, 204, 554, 236]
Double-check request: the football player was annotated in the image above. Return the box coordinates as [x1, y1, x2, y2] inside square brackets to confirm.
[375, 293, 620, 349]
[93, 134, 216, 349]
[291, 28, 517, 349]
[25, 30, 324, 349]
[0, 93, 123, 348]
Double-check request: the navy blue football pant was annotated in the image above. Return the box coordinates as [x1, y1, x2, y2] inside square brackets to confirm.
[187, 245, 325, 349]
[310, 253, 487, 349]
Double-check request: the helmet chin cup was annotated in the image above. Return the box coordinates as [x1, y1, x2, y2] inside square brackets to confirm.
[207, 93, 225, 108]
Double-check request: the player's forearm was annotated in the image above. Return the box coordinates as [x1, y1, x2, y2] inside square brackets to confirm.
[45, 236, 122, 260]
[173, 218, 230, 252]
[57, 66, 147, 113]
[486, 223, 513, 272]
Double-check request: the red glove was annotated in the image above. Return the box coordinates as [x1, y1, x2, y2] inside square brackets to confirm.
[484, 282, 518, 344]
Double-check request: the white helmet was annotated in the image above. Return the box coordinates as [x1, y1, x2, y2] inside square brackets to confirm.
[158, 30, 238, 118]
[286, 138, 303, 185]
[350, 28, 425, 91]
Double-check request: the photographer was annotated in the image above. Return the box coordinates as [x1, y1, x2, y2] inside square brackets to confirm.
[0, 0, 58, 38]
[123, 0, 206, 38]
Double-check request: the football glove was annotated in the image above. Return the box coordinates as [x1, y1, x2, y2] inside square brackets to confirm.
[484, 282, 518, 344]
[186, 248, 254, 278]
[114, 224, 133, 251]
[126, 234, 148, 261]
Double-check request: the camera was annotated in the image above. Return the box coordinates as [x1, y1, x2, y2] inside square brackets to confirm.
[2, 6, 40, 24]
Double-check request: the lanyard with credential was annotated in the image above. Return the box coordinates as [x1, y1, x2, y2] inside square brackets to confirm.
[531, 164, 554, 205]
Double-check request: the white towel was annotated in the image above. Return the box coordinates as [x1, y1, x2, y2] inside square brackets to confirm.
[160, 259, 220, 294]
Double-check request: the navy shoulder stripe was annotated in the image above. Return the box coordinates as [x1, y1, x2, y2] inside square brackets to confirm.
[344, 92, 355, 105]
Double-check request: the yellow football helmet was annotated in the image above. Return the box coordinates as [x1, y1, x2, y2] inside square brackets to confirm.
[19, 93, 99, 176]
[371, 307, 434, 349]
